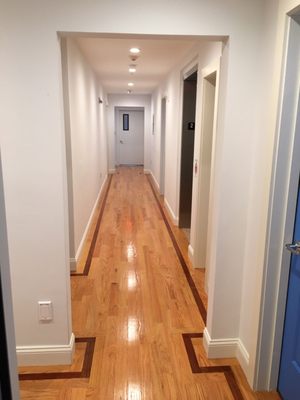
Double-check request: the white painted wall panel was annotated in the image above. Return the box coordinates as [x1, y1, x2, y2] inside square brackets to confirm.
[64, 38, 108, 265]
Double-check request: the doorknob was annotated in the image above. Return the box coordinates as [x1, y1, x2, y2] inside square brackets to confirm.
[120, 140, 124, 144]
[285, 241, 300, 255]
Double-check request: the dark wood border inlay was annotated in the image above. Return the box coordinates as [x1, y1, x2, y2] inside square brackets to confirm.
[224, 369, 245, 400]
[18, 337, 96, 381]
[182, 333, 244, 400]
[71, 175, 113, 276]
[146, 175, 207, 323]
[146, 175, 244, 400]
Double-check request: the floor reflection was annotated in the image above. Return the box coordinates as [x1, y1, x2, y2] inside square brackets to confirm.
[126, 242, 137, 262]
[127, 383, 142, 400]
[127, 270, 138, 290]
[126, 317, 140, 342]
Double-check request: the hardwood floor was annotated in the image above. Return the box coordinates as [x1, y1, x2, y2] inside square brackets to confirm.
[19, 167, 280, 400]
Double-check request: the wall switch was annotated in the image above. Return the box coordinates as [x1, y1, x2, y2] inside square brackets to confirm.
[38, 301, 53, 322]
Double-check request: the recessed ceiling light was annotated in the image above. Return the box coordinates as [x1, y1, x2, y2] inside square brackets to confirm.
[128, 82, 134, 87]
[130, 47, 140, 54]
[129, 67, 136, 73]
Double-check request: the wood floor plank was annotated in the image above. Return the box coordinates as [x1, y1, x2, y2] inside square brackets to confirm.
[19, 167, 280, 400]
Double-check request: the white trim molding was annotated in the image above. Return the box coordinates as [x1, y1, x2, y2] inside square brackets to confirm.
[164, 197, 179, 226]
[17, 333, 75, 366]
[70, 176, 107, 271]
[237, 337, 251, 374]
[143, 168, 151, 175]
[150, 171, 160, 192]
[188, 244, 194, 262]
[109, 168, 116, 174]
[203, 328, 249, 367]
[70, 257, 77, 272]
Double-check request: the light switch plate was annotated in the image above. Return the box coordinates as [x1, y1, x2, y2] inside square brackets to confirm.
[38, 301, 53, 322]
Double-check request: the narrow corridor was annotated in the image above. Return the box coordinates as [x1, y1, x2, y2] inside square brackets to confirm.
[18, 167, 280, 400]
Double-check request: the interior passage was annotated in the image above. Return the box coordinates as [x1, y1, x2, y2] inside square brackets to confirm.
[19, 167, 280, 400]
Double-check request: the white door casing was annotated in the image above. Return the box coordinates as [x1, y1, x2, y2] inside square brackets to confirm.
[189, 59, 221, 280]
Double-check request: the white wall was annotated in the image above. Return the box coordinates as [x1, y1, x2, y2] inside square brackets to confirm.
[62, 38, 108, 269]
[0, 0, 295, 388]
[0, 6, 73, 363]
[150, 42, 222, 225]
[107, 94, 151, 172]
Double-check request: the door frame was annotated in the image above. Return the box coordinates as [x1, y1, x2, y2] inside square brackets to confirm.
[114, 106, 145, 166]
[160, 97, 167, 195]
[190, 61, 220, 292]
[255, 10, 300, 390]
[176, 57, 198, 226]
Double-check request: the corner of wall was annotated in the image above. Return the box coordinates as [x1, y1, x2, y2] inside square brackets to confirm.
[203, 327, 250, 375]
[237, 340, 251, 380]
[17, 333, 75, 366]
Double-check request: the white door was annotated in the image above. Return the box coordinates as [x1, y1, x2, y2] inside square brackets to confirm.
[117, 110, 144, 165]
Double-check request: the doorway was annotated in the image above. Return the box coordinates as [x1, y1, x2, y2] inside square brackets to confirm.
[160, 97, 167, 195]
[179, 70, 198, 236]
[195, 68, 217, 289]
[116, 108, 144, 166]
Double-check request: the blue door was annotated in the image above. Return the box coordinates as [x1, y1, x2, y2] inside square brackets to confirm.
[278, 178, 300, 399]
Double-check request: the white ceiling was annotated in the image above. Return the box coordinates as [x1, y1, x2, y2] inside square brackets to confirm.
[76, 37, 198, 94]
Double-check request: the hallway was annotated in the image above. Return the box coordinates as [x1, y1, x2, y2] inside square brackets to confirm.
[18, 168, 280, 400]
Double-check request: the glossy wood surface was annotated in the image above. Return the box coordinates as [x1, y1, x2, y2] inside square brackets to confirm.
[19, 167, 280, 400]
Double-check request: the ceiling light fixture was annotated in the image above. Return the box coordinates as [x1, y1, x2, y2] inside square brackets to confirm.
[128, 64, 136, 73]
[129, 47, 140, 54]
[128, 82, 134, 87]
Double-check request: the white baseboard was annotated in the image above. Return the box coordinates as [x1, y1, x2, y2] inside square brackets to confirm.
[237, 337, 250, 373]
[70, 258, 77, 272]
[203, 328, 237, 358]
[150, 172, 160, 191]
[164, 197, 179, 226]
[144, 169, 161, 193]
[188, 244, 194, 262]
[109, 168, 116, 174]
[70, 176, 107, 271]
[203, 328, 250, 367]
[17, 333, 75, 366]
